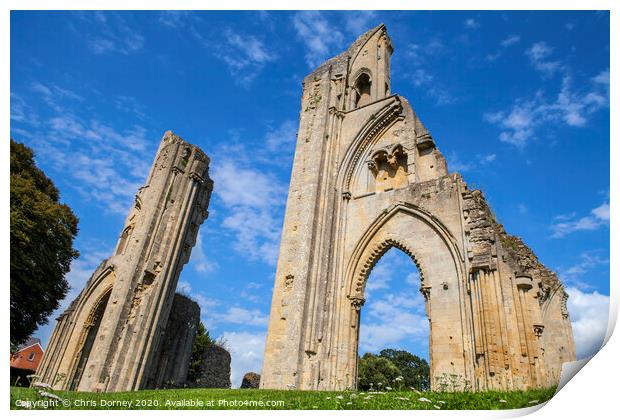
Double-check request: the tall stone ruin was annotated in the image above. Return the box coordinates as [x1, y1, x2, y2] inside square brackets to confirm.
[36, 131, 213, 392]
[261, 24, 576, 392]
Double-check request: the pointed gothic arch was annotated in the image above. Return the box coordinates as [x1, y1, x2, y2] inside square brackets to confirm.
[67, 287, 113, 390]
[261, 24, 575, 392]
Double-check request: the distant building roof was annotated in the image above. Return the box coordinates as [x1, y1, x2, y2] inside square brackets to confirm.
[17, 337, 41, 352]
[11, 339, 44, 372]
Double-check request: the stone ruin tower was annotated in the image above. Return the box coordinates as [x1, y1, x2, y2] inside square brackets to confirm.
[36, 131, 212, 392]
[261, 24, 576, 392]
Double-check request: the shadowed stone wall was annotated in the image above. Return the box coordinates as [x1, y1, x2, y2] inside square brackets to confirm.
[147, 293, 200, 389]
[190, 343, 231, 389]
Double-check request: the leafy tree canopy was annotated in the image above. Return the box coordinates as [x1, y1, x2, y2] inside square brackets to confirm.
[357, 352, 401, 390]
[10, 139, 79, 347]
[358, 348, 430, 391]
[379, 348, 430, 390]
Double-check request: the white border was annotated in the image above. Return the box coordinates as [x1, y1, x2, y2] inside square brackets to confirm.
[3, 1, 616, 419]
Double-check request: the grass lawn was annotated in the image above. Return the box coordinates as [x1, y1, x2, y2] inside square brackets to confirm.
[10, 385, 556, 410]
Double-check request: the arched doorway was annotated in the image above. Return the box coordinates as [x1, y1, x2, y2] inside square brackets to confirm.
[358, 248, 430, 390]
[68, 289, 112, 390]
[335, 204, 469, 391]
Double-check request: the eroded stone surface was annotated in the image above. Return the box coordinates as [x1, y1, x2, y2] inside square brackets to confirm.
[189, 344, 232, 389]
[149, 293, 200, 389]
[260, 24, 575, 392]
[36, 131, 213, 392]
[240, 372, 261, 389]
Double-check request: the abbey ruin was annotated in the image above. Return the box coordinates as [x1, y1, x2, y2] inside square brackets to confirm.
[36, 132, 213, 392]
[260, 24, 576, 392]
[36, 24, 576, 395]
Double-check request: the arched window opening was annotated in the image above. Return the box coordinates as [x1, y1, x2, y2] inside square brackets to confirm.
[116, 225, 133, 255]
[357, 248, 430, 391]
[354, 73, 372, 108]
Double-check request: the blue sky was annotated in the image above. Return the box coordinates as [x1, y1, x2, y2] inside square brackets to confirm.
[10, 10, 610, 387]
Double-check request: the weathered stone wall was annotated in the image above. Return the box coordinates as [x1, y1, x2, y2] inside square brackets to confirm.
[36, 131, 213, 392]
[147, 293, 200, 389]
[190, 344, 231, 389]
[240, 372, 261, 389]
[261, 24, 575, 392]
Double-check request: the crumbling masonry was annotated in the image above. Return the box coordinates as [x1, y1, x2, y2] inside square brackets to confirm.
[36, 131, 212, 392]
[261, 24, 576, 391]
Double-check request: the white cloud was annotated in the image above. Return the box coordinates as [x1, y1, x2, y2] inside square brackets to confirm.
[82, 13, 144, 56]
[501, 35, 521, 47]
[360, 292, 428, 354]
[411, 68, 434, 87]
[485, 52, 501, 62]
[484, 102, 535, 147]
[366, 262, 392, 292]
[566, 287, 609, 359]
[525, 41, 562, 76]
[447, 151, 497, 173]
[550, 201, 610, 238]
[344, 11, 377, 35]
[176, 280, 193, 296]
[178, 280, 269, 329]
[220, 331, 266, 388]
[214, 28, 277, 86]
[218, 307, 269, 327]
[157, 12, 275, 86]
[264, 120, 298, 152]
[464, 18, 479, 29]
[403, 39, 455, 106]
[212, 159, 286, 265]
[188, 231, 219, 274]
[591, 202, 610, 221]
[484, 72, 609, 147]
[592, 69, 610, 85]
[174, 281, 219, 315]
[16, 83, 156, 216]
[406, 38, 445, 66]
[365, 249, 421, 297]
[447, 151, 473, 172]
[212, 161, 285, 209]
[558, 251, 609, 290]
[405, 271, 421, 286]
[292, 11, 344, 68]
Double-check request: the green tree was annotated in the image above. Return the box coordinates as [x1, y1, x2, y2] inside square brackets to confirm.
[379, 348, 430, 390]
[357, 352, 402, 390]
[10, 140, 79, 347]
[187, 321, 215, 382]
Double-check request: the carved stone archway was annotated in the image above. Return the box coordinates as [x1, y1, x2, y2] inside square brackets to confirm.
[336, 202, 469, 390]
[261, 25, 575, 392]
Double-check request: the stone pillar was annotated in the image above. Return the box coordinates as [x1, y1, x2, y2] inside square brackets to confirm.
[515, 274, 544, 388]
[36, 131, 213, 392]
